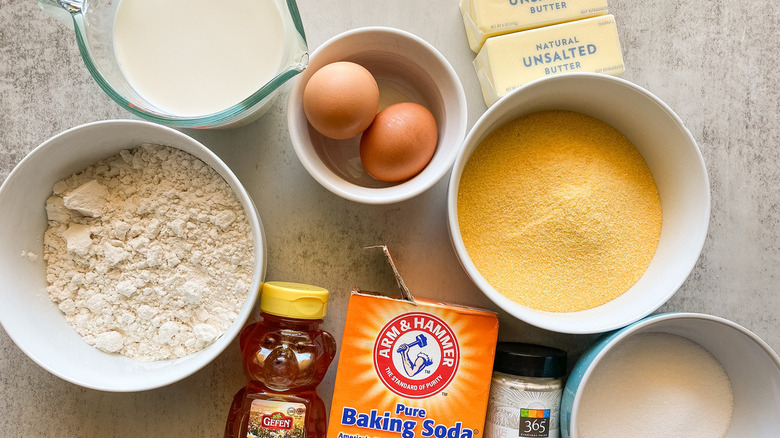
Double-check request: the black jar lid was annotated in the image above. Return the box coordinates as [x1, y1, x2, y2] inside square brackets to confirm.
[493, 342, 567, 378]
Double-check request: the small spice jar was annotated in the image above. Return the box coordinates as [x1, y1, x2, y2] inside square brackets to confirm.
[485, 342, 567, 438]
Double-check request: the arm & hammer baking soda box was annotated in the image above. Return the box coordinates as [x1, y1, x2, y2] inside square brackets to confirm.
[327, 246, 499, 438]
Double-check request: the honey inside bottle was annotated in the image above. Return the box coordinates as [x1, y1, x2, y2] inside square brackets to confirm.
[225, 282, 337, 438]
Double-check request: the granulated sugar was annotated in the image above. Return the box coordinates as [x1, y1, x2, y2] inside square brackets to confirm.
[577, 332, 733, 438]
[43, 144, 255, 361]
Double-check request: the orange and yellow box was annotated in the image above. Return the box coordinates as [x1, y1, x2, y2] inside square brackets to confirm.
[327, 290, 499, 438]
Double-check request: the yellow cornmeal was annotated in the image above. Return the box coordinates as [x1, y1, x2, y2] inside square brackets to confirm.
[458, 110, 662, 312]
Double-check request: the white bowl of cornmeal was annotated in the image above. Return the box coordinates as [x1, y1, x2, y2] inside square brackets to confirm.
[447, 73, 709, 334]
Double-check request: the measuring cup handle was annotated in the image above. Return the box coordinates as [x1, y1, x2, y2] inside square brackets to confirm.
[37, 0, 82, 27]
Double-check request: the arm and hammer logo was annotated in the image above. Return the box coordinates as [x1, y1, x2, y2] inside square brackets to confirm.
[373, 312, 460, 399]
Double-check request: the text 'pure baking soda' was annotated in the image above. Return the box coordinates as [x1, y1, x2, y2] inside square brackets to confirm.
[113, 0, 285, 117]
[327, 290, 499, 438]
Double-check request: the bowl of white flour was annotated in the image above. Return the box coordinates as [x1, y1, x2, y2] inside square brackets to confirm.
[0, 119, 266, 391]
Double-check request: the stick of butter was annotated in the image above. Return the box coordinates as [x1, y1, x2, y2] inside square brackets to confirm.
[460, 0, 609, 52]
[474, 14, 625, 107]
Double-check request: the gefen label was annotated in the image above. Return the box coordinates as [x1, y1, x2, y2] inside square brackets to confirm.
[373, 312, 460, 399]
[247, 399, 305, 438]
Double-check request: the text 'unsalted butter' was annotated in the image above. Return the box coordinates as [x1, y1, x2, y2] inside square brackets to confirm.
[460, 0, 609, 52]
[473, 14, 625, 107]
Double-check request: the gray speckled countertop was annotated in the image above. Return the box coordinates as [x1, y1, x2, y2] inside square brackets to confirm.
[1, 0, 779, 436]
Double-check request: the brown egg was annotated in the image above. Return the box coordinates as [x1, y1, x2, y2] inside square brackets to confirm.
[302, 61, 379, 140]
[359, 102, 438, 182]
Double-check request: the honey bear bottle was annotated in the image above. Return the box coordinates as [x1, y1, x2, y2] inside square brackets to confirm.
[225, 282, 337, 438]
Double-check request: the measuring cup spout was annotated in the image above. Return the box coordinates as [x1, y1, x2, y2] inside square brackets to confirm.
[38, 0, 82, 13]
[38, 0, 83, 29]
[38, 0, 82, 26]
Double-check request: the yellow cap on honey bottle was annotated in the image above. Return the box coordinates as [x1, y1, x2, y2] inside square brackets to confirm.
[260, 281, 329, 319]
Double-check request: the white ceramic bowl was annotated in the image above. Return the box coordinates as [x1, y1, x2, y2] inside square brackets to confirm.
[447, 73, 710, 334]
[561, 313, 780, 437]
[0, 120, 266, 391]
[288, 26, 467, 204]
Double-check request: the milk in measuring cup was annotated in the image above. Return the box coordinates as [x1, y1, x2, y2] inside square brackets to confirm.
[113, 0, 285, 117]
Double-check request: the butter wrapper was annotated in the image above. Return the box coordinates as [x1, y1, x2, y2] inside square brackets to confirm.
[460, 0, 609, 52]
[474, 14, 625, 107]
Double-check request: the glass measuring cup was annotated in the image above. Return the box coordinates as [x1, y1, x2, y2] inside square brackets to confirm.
[38, 0, 309, 129]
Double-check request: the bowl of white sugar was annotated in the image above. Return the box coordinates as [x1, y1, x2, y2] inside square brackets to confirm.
[0, 120, 266, 391]
[561, 313, 780, 438]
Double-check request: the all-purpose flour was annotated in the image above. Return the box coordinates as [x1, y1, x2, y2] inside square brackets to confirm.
[43, 144, 255, 361]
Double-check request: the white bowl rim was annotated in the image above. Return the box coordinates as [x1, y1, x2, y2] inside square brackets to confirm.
[447, 72, 711, 334]
[287, 26, 468, 205]
[0, 119, 267, 391]
[568, 312, 780, 435]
